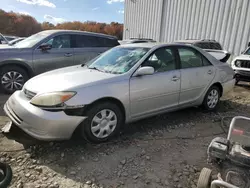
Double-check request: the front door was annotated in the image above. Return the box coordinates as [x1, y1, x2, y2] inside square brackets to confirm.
[177, 47, 215, 105]
[130, 47, 181, 118]
[32, 34, 74, 75]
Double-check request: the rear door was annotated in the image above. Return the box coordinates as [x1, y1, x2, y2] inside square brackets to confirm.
[72, 34, 112, 65]
[177, 47, 215, 105]
[32, 34, 74, 74]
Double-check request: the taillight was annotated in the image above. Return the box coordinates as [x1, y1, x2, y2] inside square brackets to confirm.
[232, 129, 244, 135]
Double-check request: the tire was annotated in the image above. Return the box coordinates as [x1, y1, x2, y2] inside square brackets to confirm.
[0, 162, 13, 188]
[80, 102, 124, 143]
[0, 66, 29, 94]
[202, 85, 220, 111]
[197, 168, 212, 188]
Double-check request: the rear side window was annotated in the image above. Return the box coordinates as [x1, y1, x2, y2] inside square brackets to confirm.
[195, 42, 222, 50]
[210, 42, 222, 50]
[178, 48, 203, 68]
[73, 34, 119, 48]
[195, 42, 211, 49]
[96, 37, 120, 47]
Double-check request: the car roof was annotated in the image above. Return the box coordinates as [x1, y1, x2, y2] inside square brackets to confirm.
[175, 39, 219, 44]
[39, 29, 117, 39]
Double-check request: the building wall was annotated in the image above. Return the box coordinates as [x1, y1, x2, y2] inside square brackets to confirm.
[124, 0, 250, 55]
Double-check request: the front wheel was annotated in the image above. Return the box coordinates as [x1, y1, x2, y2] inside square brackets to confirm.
[202, 86, 220, 111]
[80, 102, 124, 143]
[0, 66, 29, 94]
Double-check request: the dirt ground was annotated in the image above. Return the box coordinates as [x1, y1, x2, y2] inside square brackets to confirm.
[0, 83, 250, 188]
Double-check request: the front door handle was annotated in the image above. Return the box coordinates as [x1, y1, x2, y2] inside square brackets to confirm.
[208, 70, 213, 75]
[64, 53, 73, 57]
[171, 76, 180, 81]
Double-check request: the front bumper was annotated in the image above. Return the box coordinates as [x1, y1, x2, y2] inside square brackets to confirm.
[4, 91, 86, 141]
[234, 69, 250, 82]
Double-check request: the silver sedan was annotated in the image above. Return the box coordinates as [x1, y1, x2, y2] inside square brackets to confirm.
[4, 43, 235, 143]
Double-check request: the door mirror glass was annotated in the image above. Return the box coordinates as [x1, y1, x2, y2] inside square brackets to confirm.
[134, 66, 154, 76]
[39, 43, 52, 51]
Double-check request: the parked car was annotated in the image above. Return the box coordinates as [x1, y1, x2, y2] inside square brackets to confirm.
[119, 38, 156, 45]
[231, 43, 250, 85]
[3, 35, 18, 42]
[8, 37, 26, 46]
[0, 30, 119, 93]
[0, 34, 8, 44]
[175, 39, 223, 50]
[175, 39, 231, 62]
[4, 43, 235, 143]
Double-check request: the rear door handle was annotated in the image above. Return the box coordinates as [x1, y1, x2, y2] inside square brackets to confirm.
[171, 76, 180, 81]
[64, 53, 73, 57]
[208, 70, 213, 75]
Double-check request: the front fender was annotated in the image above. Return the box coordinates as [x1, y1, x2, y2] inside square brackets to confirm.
[65, 80, 130, 121]
[0, 59, 34, 77]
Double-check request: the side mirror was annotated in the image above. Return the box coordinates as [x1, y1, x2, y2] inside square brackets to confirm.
[134, 66, 154, 76]
[39, 43, 52, 51]
[248, 42, 250, 47]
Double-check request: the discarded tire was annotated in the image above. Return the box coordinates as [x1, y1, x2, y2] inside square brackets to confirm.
[197, 167, 212, 188]
[0, 162, 12, 188]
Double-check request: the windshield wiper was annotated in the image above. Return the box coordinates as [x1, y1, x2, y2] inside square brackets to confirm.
[88, 66, 103, 72]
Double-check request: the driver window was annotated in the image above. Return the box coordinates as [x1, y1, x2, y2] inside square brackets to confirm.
[46, 35, 71, 49]
[142, 48, 176, 72]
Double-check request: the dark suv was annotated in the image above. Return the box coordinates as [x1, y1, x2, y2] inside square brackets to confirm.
[175, 39, 223, 50]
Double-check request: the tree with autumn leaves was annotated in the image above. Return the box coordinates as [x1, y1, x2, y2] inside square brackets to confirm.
[0, 9, 123, 39]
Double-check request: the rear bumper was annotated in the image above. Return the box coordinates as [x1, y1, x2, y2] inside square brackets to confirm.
[4, 91, 86, 141]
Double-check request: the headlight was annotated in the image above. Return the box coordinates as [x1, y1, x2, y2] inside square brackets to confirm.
[235, 60, 241, 67]
[30, 91, 76, 107]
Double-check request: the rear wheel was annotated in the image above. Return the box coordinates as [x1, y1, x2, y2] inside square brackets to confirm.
[80, 102, 124, 143]
[202, 85, 220, 111]
[0, 66, 29, 94]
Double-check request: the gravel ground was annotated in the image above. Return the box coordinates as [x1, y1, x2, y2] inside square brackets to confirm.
[0, 83, 250, 188]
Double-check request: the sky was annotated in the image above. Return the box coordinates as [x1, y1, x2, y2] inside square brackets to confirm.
[1, 0, 125, 24]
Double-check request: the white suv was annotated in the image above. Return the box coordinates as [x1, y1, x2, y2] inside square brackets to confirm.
[232, 43, 250, 85]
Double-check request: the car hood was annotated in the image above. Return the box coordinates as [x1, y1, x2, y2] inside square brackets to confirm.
[24, 65, 120, 93]
[0, 45, 14, 49]
[234, 54, 250, 60]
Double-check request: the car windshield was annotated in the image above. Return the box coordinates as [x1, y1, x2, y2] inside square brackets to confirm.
[244, 47, 250, 55]
[14, 32, 51, 48]
[87, 47, 149, 74]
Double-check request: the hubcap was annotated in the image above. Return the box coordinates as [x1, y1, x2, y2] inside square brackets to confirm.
[91, 109, 117, 139]
[1, 71, 24, 91]
[207, 89, 219, 109]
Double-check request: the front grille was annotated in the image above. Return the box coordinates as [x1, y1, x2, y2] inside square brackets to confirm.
[238, 60, 250, 68]
[23, 89, 36, 100]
